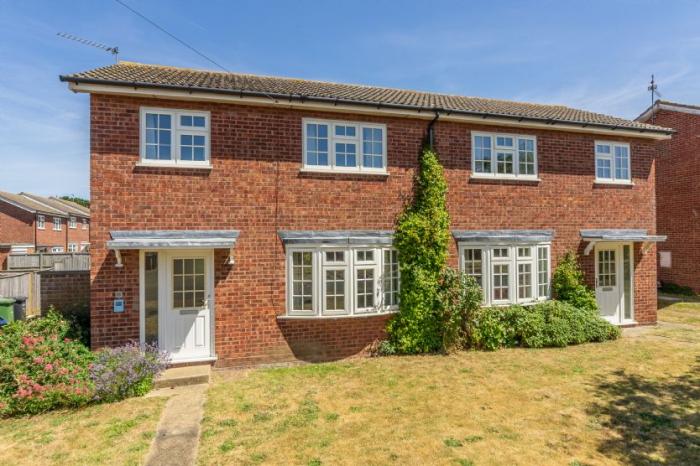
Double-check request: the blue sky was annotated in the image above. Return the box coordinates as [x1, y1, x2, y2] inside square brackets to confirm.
[1, 0, 699, 198]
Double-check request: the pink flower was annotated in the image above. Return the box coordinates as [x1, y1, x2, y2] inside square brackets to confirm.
[44, 364, 53, 371]
[33, 357, 44, 364]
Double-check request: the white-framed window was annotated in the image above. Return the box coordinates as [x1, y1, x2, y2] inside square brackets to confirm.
[302, 118, 387, 174]
[37, 215, 45, 230]
[140, 108, 211, 167]
[80, 241, 90, 252]
[69, 216, 77, 229]
[68, 243, 78, 252]
[82, 218, 88, 230]
[471, 132, 538, 180]
[51, 246, 64, 253]
[286, 245, 399, 317]
[53, 217, 62, 231]
[459, 243, 550, 306]
[595, 141, 631, 183]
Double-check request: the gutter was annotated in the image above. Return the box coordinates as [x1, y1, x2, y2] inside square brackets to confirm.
[59, 76, 675, 137]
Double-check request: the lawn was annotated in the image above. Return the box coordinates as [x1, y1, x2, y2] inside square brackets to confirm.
[199, 303, 700, 466]
[0, 396, 166, 466]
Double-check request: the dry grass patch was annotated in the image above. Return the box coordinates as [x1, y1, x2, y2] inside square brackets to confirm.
[0, 396, 166, 466]
[199, 305, 699, 465]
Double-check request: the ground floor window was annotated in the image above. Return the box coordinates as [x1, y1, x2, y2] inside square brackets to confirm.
[459, 243, 550, 306]
[287, 246, 399, 317]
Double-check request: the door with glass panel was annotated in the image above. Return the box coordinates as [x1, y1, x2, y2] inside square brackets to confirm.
[161, 251, 213, 361]
[595, 244, 633, 324]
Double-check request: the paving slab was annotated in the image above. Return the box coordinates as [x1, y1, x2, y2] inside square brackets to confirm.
[154, 364, 211, 389]
[145, 383, 207, 466]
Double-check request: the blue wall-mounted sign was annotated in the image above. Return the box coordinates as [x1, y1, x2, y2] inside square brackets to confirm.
[113, 299, 125, 313]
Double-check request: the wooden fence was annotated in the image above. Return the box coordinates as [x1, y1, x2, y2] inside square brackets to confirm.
[7, 253, 90, 271]
[0, 272, 41, 317]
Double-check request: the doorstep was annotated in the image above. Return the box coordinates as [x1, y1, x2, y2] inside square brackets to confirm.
[154, 364, 211, 389]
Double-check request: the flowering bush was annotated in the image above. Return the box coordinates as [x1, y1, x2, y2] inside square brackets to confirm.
[90, 342, 169, 402]
[0, 312, 94, 416]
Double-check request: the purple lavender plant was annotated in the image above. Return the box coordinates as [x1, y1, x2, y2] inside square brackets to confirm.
[90, 342, 169, 402]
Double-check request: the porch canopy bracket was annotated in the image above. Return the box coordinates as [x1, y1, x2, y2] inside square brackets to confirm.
[278, 230, 394, 246]
[580, 229, 666, 255]
[452, 229, 555, 243]
[107, 230, 240, 266]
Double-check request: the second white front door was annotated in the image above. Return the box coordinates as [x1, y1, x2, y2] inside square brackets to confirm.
[161, 251, 214, 362]
[595, 243, 634, 325]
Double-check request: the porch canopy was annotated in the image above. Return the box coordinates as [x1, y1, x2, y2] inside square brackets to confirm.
[580, 229, 666, 255]
[452, 229, 554, 243]
[107, 230, 240, 266]
[278, 230, 393, 245]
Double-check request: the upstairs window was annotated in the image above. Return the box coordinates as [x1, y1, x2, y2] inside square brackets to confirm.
[69, 216, 77, 229]
[53, 217, 62, 231]
[140, 108, 210, 167]
[82, 218, 88, 230]
[595, 142, 630, 183]
[303, 119, 386, 174]
[471, 132, 538, 180]
[37, 215, 45, 230]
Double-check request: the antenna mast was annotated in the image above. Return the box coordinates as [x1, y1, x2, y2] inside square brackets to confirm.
[648, 75, 659, 124]
[57, 33, 119, 63]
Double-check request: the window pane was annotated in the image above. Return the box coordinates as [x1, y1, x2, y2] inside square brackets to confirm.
[496, 151, 514, 174]
[356, 268, 375, 309]
[518, 263, 532, 299]
[335, 142, 357, 167]
[518, 138, 535, 175]
[493, 263, 509, 301]
[623, 245, 632, 319]
[615, 146, 630, 180]
[362, 127, 384, 169]
[538, 247, 549, 297]
[145, 252, 159, 345]
[474, 135, 492, 173]
[596, 158, 612, 179]
[306, 123, 329, 166]
[463, 248, 483, 288]
[193, 116, 206, 127]
[181, 115, 193, 126]
[383, 249, 400, 306]
[324, 269, 345, 312]
[292, 251, 314, 311]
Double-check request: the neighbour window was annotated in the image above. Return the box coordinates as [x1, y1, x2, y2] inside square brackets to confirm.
[595, 142, 631, 183]
[80, 242, 90, 252]
[37, 215, 45, 230]
[68, 243, 78, 252]
[459, 243, 551, 306]
[82, 218, 88, 230]
[69, 216, 77, 229]
[53, 217, 62, 231]
[471, 132, 537, 179]
[141, 108, 210, 166]
[51, 247, 64, 253]
[303, 119, 387, 173]
[287, 246, 399, 316]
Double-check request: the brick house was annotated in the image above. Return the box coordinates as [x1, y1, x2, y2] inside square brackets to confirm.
[637, 100, 700, 292]
[0, 191, 90, 268]
[61, 62, 671, 367]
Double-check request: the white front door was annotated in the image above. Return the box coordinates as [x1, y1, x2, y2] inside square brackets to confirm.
[595, 243, 634, 325]
[159, 250, 214, 362]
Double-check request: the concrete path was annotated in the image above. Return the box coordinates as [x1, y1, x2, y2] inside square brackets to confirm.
[145, 383, 208, 466]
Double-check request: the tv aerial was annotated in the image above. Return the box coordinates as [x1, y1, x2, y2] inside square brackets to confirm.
[57, 32, 119, 62]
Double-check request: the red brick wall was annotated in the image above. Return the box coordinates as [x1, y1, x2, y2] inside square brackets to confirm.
[40, 270, 90, 314]
[89, 94, 659, 365]
[36, 216, 69, 250]
[0, 201, 34, 244]
[651, 108, 700, 291]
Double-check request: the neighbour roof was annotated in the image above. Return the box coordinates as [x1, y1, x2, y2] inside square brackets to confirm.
[637, 99, 700, 123]
[20, 193, 89, 218]
[452, 230, 555, 243]
[579, 229, 666, 242]
[0, 191, 66, 216]
[60, 61, 673, 135]
[278, 230, 394, 245]
[107, 230, 240, 249]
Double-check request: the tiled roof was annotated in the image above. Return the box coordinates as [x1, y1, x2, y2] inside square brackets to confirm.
[0, 191, 90, 218]
[0, 191, 66, 215]
[61, 62, 673, 135]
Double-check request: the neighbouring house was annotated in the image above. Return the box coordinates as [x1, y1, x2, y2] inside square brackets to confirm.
[61, 61, 671, 367]
[0, 191, 90, 268]
[637, 100, 700, 292]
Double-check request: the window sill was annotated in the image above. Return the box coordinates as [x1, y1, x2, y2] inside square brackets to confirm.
[470, 174, 541, 183]
[278, 310, 398, 320]
[135, 162, 212, 170]
[594, 180, 634, 186]
[299, 167, 389, 177]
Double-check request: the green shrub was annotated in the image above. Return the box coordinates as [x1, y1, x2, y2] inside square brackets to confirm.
[387, 144, 450, 353]
[436, 269, 483, 351]
[552, 251, 598, 312]
[0, 312, 94, 416]
[659, 281, 696, 297]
